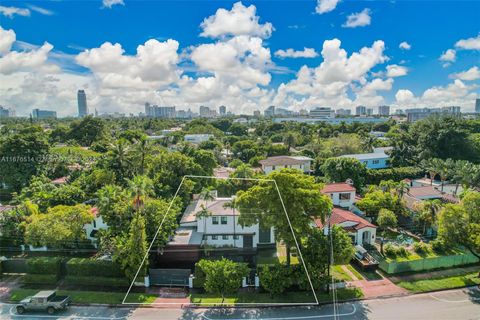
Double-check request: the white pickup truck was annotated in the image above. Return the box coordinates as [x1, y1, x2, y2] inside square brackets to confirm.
[16, 290, 71, 314]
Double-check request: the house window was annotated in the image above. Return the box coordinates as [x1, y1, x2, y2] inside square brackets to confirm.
[212, 217, 219, 225]
[233, 235, 240, 240]
[339, 193, 351, 201]
[211, 235, 218, 240]
[222, 235, 229, 240]
[221, 217, 228, 225]
[372, 160, 380, 165]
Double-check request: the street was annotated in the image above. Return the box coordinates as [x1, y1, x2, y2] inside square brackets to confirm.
[1, 287, 479, 320]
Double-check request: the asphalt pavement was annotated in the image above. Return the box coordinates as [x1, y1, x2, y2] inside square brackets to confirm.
[1, 287, 479, 320]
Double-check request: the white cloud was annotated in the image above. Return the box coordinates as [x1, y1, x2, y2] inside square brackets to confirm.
[200, 2, 273, 39]
[274, 48, 318, 59]
[343, 9, 371, 28]
[27, 5, 55, 16]
[0, 26, 16, 55]
[102, 0, 124, 9]
[0, 6, 30, 18]
[455, 34, 480, 50]
[450, 66, 480, 81]
[399, 41, 411, 50]
[394, 80, 478, 111]
[386, 64, 408, 77]
[439, 49, 456, 64]
[315, 0, 340, 14]
[76, 39, 181, 89]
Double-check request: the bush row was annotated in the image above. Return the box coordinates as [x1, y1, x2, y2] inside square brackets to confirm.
[66, 258, 124, 278]
[26, 257, 63, 276]
[365, 167, 424, 185]
[64, 276, 130, 287]
[22, 274, 58, 285]
[384, 243, 409, 258]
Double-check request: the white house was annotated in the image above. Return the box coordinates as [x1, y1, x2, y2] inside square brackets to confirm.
[184, 134, 213, 144]
[178, 192, 275, 249]
[83, 207, 108, 241]
[314, 208, 377, 246]
[321, 183, 356, 209]
[339, 148, 390, 169]
[259, 156, 313, 174]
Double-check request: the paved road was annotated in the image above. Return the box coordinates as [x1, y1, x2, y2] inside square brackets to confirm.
[1, 287, 479, 320]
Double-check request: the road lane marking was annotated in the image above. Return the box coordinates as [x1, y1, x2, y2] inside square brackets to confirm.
[7, 306, 128, 319]
[429, 289, 480, 303]
[201, 303, 357, 320]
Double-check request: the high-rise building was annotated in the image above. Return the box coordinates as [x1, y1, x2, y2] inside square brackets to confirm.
[0, 106, 13, 118]
[253, 110, 261, 117]
[144, 103, 176, 118]
[405, 107, 461, 122]
[264, 105, 275, 117]
[77, 90, 88, 117]
[476, 98, 480, 113]
[32, 109, 57, 119]
[356, 105, 367, 116]
[366, 108, 374, 116]
[336, 108, 352, 116]
[378, 105, 390, 116]
[309, 107, 334, 118]
[219, 105, 226, 116]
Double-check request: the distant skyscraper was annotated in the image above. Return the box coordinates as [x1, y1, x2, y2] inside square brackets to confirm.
[77, 90, 88, 117]
[378, 105, 390, 116]
[366, 108, 374, 116]
[309, 107, 334, 118]
[476, 98, 480, 113]
[219, 105, 226, 116]
[356, 105, 367, 116]
[32, 108, 57, 119]
[264, 105, 275, 117]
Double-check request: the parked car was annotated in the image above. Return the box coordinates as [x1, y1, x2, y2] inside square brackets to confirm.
[16, 290, 71, 314]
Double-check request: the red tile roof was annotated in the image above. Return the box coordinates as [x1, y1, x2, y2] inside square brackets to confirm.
[90, 207, 99, 218]
[321, 183, 356, 194]
[314, 208, 376, 231]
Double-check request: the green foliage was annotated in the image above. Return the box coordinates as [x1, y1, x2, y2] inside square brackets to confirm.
[197, 258, 249, 299]
[356, 189, 401, 218]
[377, 209, 397, 229]
[321, 157, 366, 190]
[384, 243, 408, 258]
[22, 274, 58, 285]
[365, 167, 423, 185]
[0, 126, 50, 191]
[64, 276, 129, 287]
[430, 239, 450, 254]
[236, 169, 332, 265]
[413, 242, 431, 254]
[67, 116, 106, 146]
[258, 264, 292, 296]
[24, 205, 93, 249]
[26, 257, 63, 275]
[66, 258, 124, 278]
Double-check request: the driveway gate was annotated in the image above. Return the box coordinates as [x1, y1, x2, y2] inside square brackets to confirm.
[149, 268, 190, 287]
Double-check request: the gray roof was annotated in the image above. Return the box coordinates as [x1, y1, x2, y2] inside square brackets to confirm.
[181, 197, 238, 224]
[259, 155, 313, 166]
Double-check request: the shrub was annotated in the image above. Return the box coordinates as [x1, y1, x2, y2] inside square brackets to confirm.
[384, 243, 397, 258]
[64, 276, 129, 287]
[413, 242, 431, 254]
[66, 258, 124, 278]
[430, 239, 449, 253]
[258, 264, 293, 296]
[26, 257, 63, 276]
[192, 263, 206, 289]
[22, 274, 58, 285]
[395, 246, 409, 257]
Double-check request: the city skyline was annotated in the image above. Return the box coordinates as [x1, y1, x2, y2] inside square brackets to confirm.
[0, 1, 479, 117]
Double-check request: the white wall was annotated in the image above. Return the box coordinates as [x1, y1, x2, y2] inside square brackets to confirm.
[84, 216, 108, 241]
[262, 162, 311, 174]
[328, 191, 355, 209]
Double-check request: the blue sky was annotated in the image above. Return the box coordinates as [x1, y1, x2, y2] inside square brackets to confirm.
[0, 0, 479, 116]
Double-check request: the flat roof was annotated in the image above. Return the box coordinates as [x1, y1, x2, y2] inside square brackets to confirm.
[339, 152, 389, 161]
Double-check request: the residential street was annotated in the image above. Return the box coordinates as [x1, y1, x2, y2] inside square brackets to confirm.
[1, 287, 478, 320]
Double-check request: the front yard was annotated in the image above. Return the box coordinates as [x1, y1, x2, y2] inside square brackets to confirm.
[393, 270, 480, 293]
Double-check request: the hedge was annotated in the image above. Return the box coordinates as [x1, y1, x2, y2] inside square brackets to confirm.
[26, 257, 64, 276]
[64, 276, 129, 287]
[192, 264, 205, 289]
[365, 166, 424, 185]
[22, 274, 58, 285]
[66, 258, 124, 278]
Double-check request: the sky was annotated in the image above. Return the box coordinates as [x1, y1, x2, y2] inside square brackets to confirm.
[0, 0, 479, 117]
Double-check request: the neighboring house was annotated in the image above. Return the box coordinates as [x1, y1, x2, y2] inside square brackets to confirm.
[314, 208, 377, 246]
[321, 183, 356, 209]
[184, 134, 213, 144]
[83, 207, 108, 242]
[259, 156, 313, 174]
[178, 192, 275, 249]
[213, 167, 235, 179]
[403, 185, 459, 211]
[339, 147, 390, 169]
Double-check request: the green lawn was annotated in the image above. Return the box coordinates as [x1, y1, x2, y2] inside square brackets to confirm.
[10, 289, 157, 304]
[190, 288, 363, 306]
[397, 272, 480, 293]
[331, 265, 353, 281]
[345, 264, 364, 280]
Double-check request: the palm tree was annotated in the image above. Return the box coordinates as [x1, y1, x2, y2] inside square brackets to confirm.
[421, 158, 441, 186]
[199, 188, 215, 243]
[413, 199, 442, 236]
[438, 159, 453, 193]
[395, 181, 410, 204]
[127, 175, 154, 211]
[362, 134, 377, 153]
[223, 198, 238, 247]
[283, 132, 297, 151]
[109, 139, 132, 182]
[134, 137, 150, 175]
[451, 160, 467, 195]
